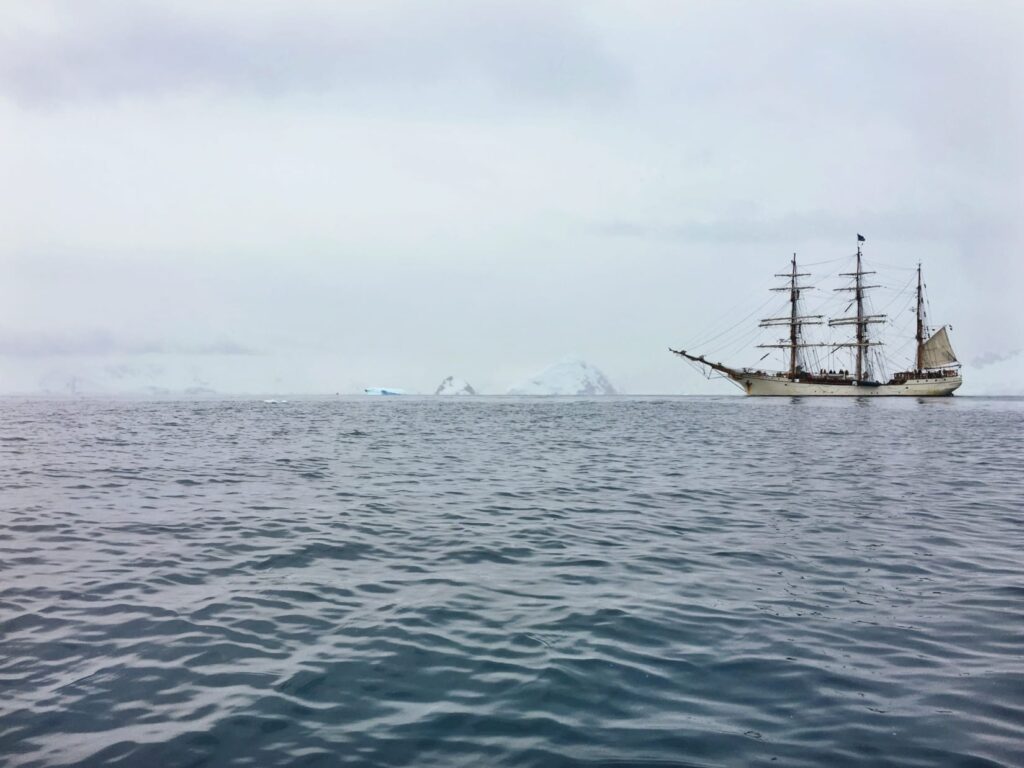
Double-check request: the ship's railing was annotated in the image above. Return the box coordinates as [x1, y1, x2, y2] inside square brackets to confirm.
[890, 369, 962, 383]
[740, 367, 859, 382]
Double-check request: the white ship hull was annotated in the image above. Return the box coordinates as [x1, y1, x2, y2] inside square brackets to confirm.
[737, 374, 961, 397]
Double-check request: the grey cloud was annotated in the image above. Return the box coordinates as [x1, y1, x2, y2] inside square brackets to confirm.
[0, 3, 628, 108]
[0, 329, 259, 357]
[971, 349, 1022, 369]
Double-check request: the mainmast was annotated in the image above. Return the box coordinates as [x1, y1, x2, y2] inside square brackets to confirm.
[915, 263, 925, 372]
[787, 255, 800, 376]
[830, 235, 885, 381]
[758, 254, 822, 378]
[855, 245, 866, 379]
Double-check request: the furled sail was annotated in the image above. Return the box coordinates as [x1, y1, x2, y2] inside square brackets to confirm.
[920, 326, 957, 368]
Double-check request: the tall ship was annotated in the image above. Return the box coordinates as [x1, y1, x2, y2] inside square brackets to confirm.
[671, 236, 962, 396]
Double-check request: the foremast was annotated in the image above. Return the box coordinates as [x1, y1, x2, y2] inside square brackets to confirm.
[756, 254, 822, 377]
[829, 236, 885, 381]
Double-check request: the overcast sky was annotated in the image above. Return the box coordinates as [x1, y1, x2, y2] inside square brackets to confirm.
[1, 0, 1021, 395]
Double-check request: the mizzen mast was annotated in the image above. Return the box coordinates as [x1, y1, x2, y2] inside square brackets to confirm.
[913, 265, 959, 373]
[830, 235, 886, 381]
[757, 254, 822, 378]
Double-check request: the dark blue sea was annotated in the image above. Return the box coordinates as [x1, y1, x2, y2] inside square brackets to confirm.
[2, 396, 1022, 767]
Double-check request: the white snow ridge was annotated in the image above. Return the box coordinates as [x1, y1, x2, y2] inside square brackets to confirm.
[508, 360, 618, 396]
[435, 376, 477, 395]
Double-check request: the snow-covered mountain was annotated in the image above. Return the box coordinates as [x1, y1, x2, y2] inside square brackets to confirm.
[29, 361, 218, 397]
[508, 360, 618, 395]
[434, 376, 477, 395]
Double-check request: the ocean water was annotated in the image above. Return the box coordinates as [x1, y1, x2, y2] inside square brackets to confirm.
[1, 396, 1022, 768]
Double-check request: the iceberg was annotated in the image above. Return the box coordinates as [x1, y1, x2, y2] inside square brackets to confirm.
[364, 387, 406, 396]
[508, 360, 618, 396]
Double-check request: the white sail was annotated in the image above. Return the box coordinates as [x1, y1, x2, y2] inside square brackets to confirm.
[920, 326, 957, 368]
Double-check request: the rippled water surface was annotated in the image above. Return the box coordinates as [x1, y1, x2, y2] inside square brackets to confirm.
[2, 396, 1022, 767]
